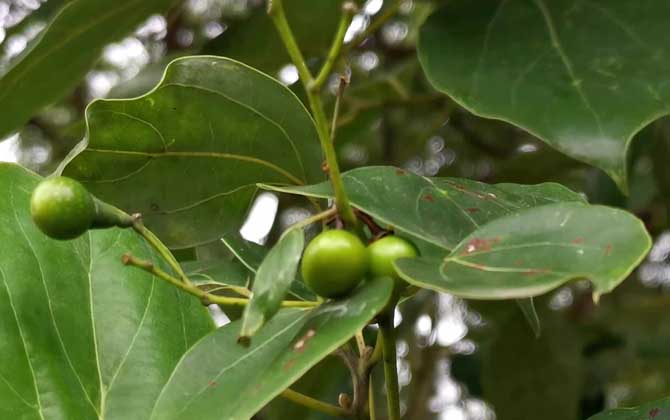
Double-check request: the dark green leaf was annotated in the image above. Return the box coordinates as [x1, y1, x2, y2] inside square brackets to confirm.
[61, 56, 323, 249]
[240, 229, 305, 342]
[418, 0, 670, 189]
[149, 277, 393, 420]
[0, 0, 176, 138]
[261, 165, 585, 250]
[395, 202, 651, 300]
[0, 163, 213, 419]
[587, 397, 670, 419]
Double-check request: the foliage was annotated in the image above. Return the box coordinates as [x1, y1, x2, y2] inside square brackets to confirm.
[0, 0, 667, 419]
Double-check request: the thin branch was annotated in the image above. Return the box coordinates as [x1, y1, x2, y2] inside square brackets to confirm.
[311, 2, 357, 91]
[331, 74, 350, 142]
[267, 0, 313, 85]
[342, 0, 404, 55]
[122, 253, 319, 308]
[132, 220, 192, 286]
[269, 0, 360, 233]
[281, 388, 352, 418]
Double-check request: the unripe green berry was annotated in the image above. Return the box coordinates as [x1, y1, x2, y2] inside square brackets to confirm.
[301, 229, 368, 298]
[367, 236, 418, 281]
[31, 176, 95, 240]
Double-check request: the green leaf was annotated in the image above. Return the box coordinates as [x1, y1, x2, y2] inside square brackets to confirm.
[149, 277, 393, 420]
[261, 165, 585, 250]
[61, 56, 323, 249]
[587, 397, 670, 419]
[417, 0, 670, 189]
[0, 163, 213, 419]
[239, 229, 305, 342]
[0, 0, 176, 138]
[395, 202, 651, 300]
[204, 0, 344, 74]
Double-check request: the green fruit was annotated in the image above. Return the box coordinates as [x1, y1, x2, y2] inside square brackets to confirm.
[367, 236, 418, 281]
[301, 230, 368, 298]
[31, 176, 96, 240]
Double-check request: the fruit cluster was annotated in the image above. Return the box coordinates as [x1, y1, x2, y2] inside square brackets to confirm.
[301, 229, 418, 299]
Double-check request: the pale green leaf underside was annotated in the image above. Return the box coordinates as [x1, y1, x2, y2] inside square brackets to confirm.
[587, 397, 670, 419]
[150, 277, 393, 420]
[261, 165, 585, 250]
[0, 0, 175, 138]
[418, 0, 670, 189]
[0, 163, 213, 420]
[62, 56, 323, 249]
[396, 202, 651, 300]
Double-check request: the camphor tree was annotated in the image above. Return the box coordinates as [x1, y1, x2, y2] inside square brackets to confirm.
[0, 0, 669, 419]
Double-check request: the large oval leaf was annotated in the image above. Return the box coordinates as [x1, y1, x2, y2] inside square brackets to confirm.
[588, 397, 670, 420]
[0, 0, 176, 138]
[261, 165, 584, 250]
[61, 56, 323, 249]
[418, 0, 670, 189]
[149, 277, 393, 420]
[396, 202, 651, 300]
[0, 163, 213, 420]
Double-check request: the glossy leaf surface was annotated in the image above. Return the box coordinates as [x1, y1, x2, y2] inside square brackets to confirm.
[261, 165, 585, 250]
[62, 56, 323, 249]
[240, 229, 305, 342]
[418, 0, 670, 188]
[0, 163, 213, 420]
[396, 202, 651, 300]
[150, 277, 393, 420]
[0, 0, 176, 138]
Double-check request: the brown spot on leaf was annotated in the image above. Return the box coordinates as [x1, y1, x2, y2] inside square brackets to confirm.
[522, 268, 550, 277]
[650, 408, 660, 418]
[461, 237, 501, 255]
[423, 194, 435, 202]
[466, 207, 480, 213]
[293, 329, 316, 353]
[321, 162, 329, 172]
[283, 359, 296, 371]
[604, 244, 612, 256]
[571, 237, 584, 244]
[395, 169, 406, 175]
[208, 380, 217, 387]
[514, 259, 524, 266]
